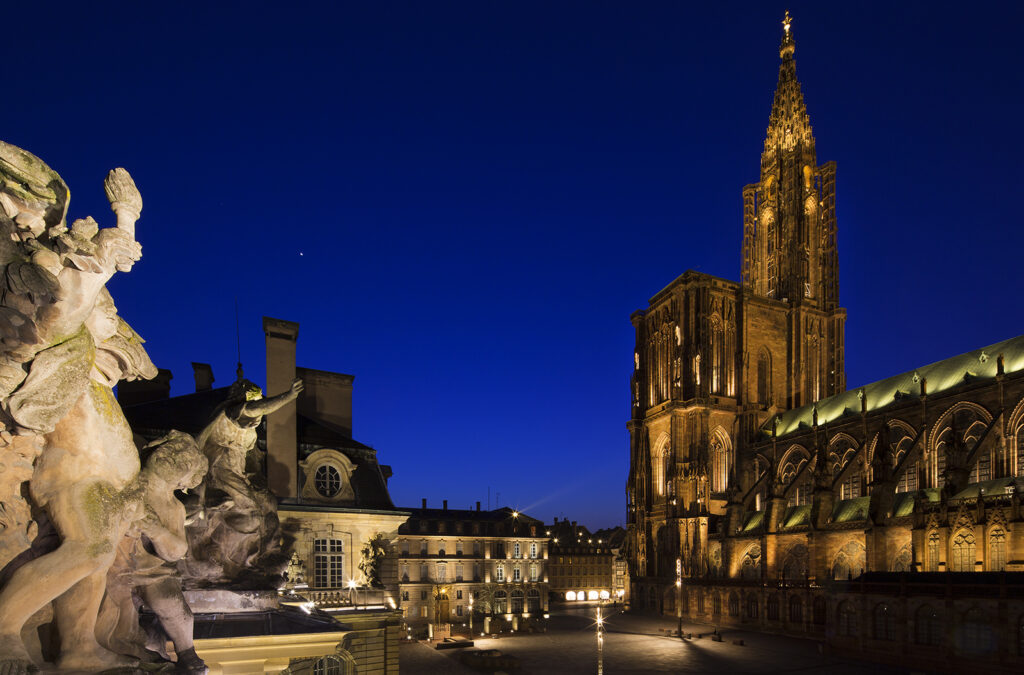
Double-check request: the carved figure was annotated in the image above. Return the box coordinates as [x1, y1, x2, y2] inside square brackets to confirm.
[180, 377, 303, 587]
[97, 431, 209, 673]
[0, 141, 154, 671]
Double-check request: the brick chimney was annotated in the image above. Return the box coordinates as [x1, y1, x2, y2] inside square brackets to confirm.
[476, 501, 481, 511]
[443, 500, 448, 511]
[263, 317, 299, 499]
[422, 498, 427, 509]
[191, 362, 214, 392]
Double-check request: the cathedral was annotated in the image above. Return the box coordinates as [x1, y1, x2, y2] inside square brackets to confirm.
[626, 15, 1024, 672]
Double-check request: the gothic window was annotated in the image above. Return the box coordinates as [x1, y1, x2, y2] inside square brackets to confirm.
[728, 592, 739, 617]
[653, 437, 671, 497]
[927, 531, 941, 572]
[781, 545, 808, 582]
[710, 317, 724, 395]
[951, 530, 976, 572]
[805, 336, 822, 403]
[313, 539, 344, 588]
[756, 349, 772, 405]
[767, 594, 779, 621]
[315, 465, 342, 498]
[780, 446, 810, 506]
[892, 545, 912, 572]
[931, 406, 989, 488]
[915, 605, 942, 646]
[887, 424, 918, 493]
[746, 594, 758, 619]
[832, 541, 865, 580]
[837, 601, 858, 636]
[829, 438, 861, 499]
[740, 545, 762, 580]
[873, 603, 895, 641]
[712, 594, 721, 616]
[710, 428, 731, 493]
[989, 528, 1007, 571]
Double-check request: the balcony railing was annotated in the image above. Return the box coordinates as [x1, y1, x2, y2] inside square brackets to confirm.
[306, 587, 388, 609]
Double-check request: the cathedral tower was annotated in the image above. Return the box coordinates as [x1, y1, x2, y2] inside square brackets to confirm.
[627, 13, 846, 606]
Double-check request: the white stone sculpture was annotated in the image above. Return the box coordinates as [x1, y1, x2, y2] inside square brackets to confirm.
[0, 140, 156, 672]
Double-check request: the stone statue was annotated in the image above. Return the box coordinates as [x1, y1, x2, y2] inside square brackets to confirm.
[96, 431, 209, 673]
[180, 377, 303, 588]
[0, 140, 156, 672]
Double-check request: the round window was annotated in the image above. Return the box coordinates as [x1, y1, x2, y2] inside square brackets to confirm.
[314, 464, 342, 498]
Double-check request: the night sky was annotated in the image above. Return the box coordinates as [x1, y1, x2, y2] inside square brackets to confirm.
[5, 2, 1022, 529]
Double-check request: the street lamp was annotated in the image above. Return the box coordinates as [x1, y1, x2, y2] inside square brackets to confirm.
[676, 557, 682, 639]
[596, 603, 604, 675]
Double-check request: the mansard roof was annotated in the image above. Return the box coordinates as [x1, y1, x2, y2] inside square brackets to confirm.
[768, 333, 1024, 438]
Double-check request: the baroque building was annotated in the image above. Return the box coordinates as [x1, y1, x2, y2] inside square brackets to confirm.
[394, 502, 549, 637]
[626, 15, 1024, 673]
[546, 519, 625, 604]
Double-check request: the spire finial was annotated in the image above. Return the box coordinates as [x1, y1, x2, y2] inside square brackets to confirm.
[779, 10, 795, 59]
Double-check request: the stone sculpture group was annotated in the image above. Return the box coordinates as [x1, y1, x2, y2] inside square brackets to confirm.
[0, 141, 295, 674]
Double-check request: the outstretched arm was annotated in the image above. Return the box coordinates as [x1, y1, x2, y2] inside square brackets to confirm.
[242, 378, 304, 418]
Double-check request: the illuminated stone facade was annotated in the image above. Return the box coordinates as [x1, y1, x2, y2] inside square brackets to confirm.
[627, 16, 1024, 673]
[395, 503, 549, 637]
[546, 519, 624, 603]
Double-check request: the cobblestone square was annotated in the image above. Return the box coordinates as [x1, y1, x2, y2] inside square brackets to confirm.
[399, 608, 904, 674]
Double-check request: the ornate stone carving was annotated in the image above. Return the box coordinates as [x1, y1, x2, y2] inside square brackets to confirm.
[179, 377, 302, 588]
[299, 449, 355, 502]
[0, 141, 160, 672]
[96, 431, 209, 673]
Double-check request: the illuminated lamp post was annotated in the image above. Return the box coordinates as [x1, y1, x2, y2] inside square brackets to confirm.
[676, 557, 682, 639]
[469, 593, 474, 635]
[596, 602, 604, 675]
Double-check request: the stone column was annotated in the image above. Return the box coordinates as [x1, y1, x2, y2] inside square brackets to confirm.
[263, 317, 299, 499]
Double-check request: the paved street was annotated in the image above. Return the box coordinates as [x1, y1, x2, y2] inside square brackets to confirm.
[399, 608, 908, 674]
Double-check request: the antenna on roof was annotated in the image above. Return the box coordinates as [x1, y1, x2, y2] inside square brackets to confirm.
[234, 296, 243, 380]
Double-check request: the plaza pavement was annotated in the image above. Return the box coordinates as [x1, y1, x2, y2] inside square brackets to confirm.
[398, 607, 910, 674]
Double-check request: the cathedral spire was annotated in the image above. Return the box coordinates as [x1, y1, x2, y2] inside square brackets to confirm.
[765, 11, 813, 155]
[742, 12, 839, 315]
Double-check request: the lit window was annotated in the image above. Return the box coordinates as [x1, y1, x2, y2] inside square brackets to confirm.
[496, 565, 505, 582]
[530, 543, 538, 559]
[529, 564, 538, 582]
[436, 563, 446, 582]
[514, 542, 521, 558]
[314, 465, 341, 498]
[513, 566, 521, 582]
[313, 539, 343, 588]
[951, 531, 976, 572]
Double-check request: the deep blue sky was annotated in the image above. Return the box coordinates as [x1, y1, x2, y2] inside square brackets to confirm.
[6, 2, 1022, 529]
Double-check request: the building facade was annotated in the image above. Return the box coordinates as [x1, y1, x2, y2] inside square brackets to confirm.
[395, 503, 549, 637]
[546, 519, 623, 604]
[626, 16, 1024, 674]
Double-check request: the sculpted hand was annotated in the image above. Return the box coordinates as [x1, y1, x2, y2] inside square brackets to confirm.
[289, 378, 304, 399]
[104, 168, 142, 235]
[95, 226, 142, 273]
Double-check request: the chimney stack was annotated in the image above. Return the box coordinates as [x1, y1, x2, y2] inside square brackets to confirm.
[443, 500, 448, 511]
[476, 501, 481, 511]
[422, 498, 427, 509]
[263, 317, 300, 499]
[191, 362, 214, 392]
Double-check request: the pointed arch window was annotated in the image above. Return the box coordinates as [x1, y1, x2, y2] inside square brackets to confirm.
[710, 429, 731, 493]
[927, 531, 941, 572]
[989, 529, 1007, 571]
[951, 530, 976, 572]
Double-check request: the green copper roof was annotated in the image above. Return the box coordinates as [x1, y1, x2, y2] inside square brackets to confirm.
[831, 496, 870, 523]
[768, 334, 1024, 438]
[742, 510, 765, 532]
[783, 504, 811, 528]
